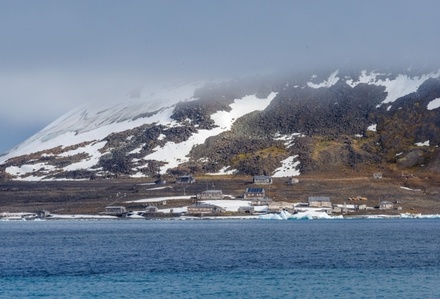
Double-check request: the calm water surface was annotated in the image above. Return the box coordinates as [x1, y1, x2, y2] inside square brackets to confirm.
[1, 219, 439, 298]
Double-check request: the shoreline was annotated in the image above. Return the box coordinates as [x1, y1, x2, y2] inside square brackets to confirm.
[2, 212, 440, 221]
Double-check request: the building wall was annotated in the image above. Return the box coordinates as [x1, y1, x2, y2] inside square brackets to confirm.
[197, 191, 223, 200]
[309, 201, 332, 208]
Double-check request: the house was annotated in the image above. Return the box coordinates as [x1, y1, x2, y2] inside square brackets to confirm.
[357, 204, 367, 210]
[176, 175, 195, 184]
[253, 175, 273, 185]
[332, 203, 367, 213]
[268, 201, 295, 213]
[238, 206, 255, 214]
[244, 187, 265, 199]
[103, 206, 127, 217]
[187, 203, 225, 215]
[197, 190, 223, 200]
[380, 201, 393, 210]
[308, 197, 332, 208]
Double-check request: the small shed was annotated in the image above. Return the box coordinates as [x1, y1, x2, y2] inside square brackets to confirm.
[197, 190, 223, 200]
[38, 210, 51, 218]
[103, 206, 127, 217]
[380, 201, 393, 210]
[308, 197, 332, 208]
[288, 177, 300, 185]
[253, 175, 273, 185]
[187, 203, 225, 215]
[244, 187, 265, 199]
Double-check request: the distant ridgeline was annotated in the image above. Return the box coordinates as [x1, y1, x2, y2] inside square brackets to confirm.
[1, 68, 440, 181]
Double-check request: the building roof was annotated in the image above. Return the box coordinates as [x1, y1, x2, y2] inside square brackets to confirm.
[253, 175, 272, 179]
[245, 187, 265, 193]
[308, 197, 330, 202]
[201, 190, 222, 193]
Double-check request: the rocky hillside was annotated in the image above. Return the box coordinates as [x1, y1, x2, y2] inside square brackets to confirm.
[1, 68, 440, 181]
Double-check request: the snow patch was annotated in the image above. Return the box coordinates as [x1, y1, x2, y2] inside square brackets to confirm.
[400, 186, 422, 192]
[415, 140, 430, 147]
[307, 70, 340, 89]
[272, 155, 300, 177]
[201, 200, 253, 212]
[143, 93, 277, 174]
[126, 195, 194, 203]
[62, 141, 107, 172]
[206, 166, 238, 176]
[273, 133, 303, 148]
[346, 70, 440, 105]
[367, 124, 377, 132]
[427, 98, 440, 110]
[129, 147, 142, 155]
[6, 163, 55, 180]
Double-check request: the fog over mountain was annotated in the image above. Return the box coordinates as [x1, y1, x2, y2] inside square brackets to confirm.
[1, 1, 440, 154]
[1, 68, 439, 181]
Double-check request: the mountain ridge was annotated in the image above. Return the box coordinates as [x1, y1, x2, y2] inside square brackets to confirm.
[1, 68, 440, 181]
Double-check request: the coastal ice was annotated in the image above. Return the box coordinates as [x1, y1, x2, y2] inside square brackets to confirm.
[259, 209, 343, 220]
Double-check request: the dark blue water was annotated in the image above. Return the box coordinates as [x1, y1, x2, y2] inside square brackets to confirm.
[1, 219, 440, 298]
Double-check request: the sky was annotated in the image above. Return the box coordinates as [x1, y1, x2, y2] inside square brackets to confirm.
[1, 0, 440, 154]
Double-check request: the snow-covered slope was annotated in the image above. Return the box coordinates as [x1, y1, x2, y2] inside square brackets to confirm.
[2, 69, 440, 181]
[0, 79, 280, 180]
[2, 82, 202, 160]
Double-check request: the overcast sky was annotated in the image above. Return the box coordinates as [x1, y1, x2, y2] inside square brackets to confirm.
[1, 0, 440, 154]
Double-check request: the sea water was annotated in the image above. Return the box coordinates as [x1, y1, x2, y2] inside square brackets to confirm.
[1, 219, 439, 298]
